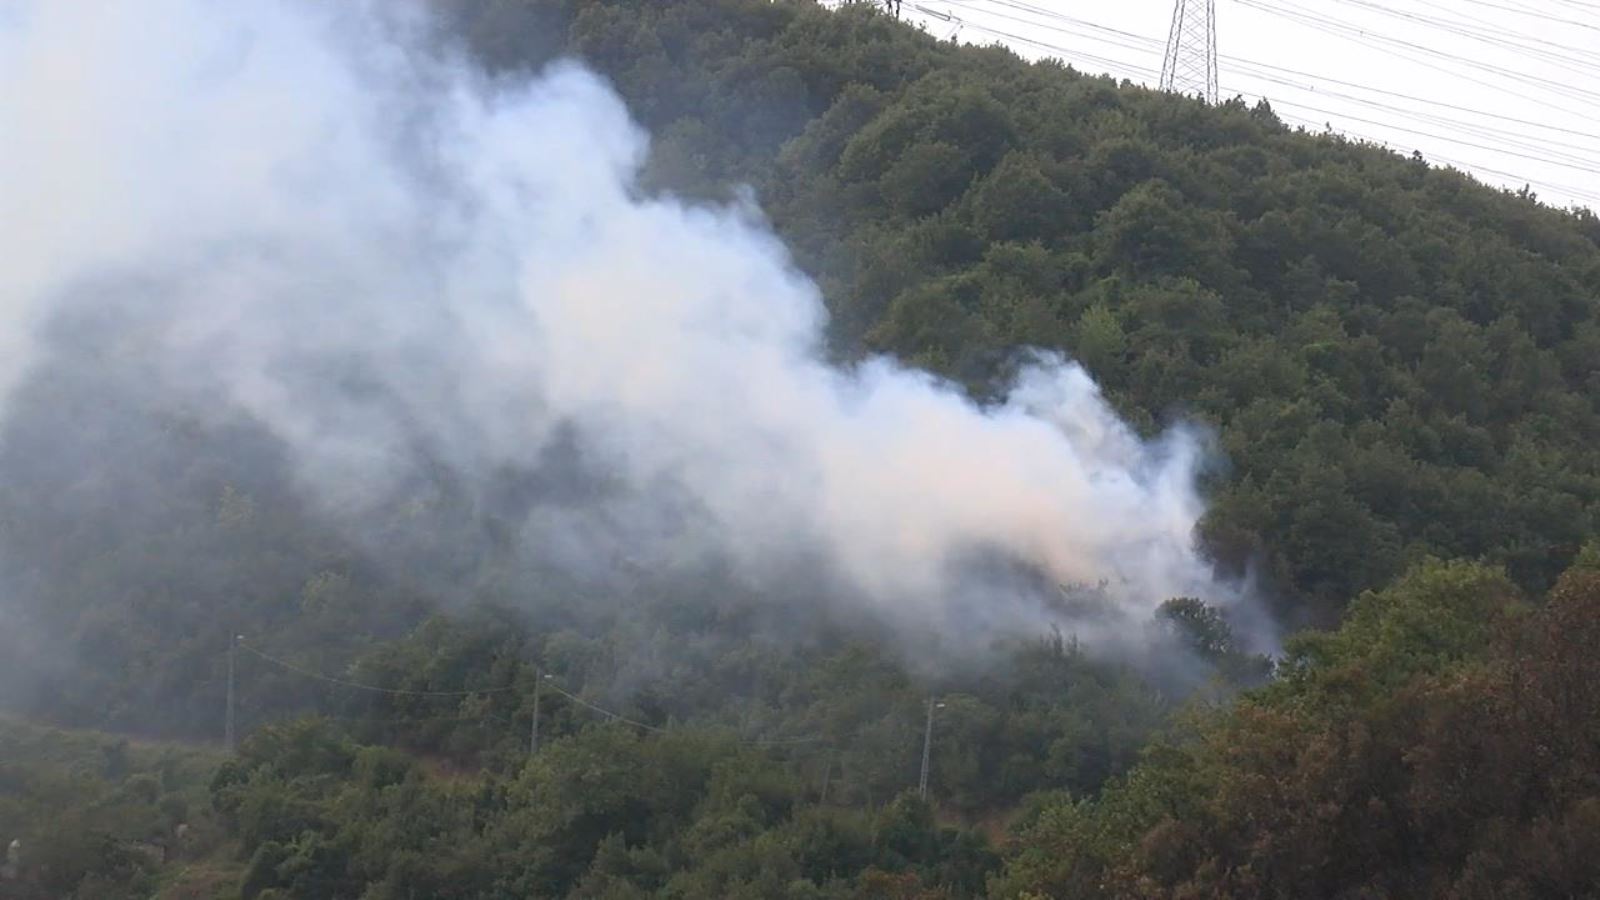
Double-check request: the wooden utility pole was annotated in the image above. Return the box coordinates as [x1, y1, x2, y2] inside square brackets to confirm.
[530, 670, 550, 756]
[225, 634, 239, 752]
[918, 697, 944, 799]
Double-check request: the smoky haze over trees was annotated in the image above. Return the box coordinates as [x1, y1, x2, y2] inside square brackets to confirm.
[0, 0, 1279, 746]
[0, 0, 1252, 701]
[0, 0, 1598, 897]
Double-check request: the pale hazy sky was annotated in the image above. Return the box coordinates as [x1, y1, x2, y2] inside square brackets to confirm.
[865, 0, 1600, 212]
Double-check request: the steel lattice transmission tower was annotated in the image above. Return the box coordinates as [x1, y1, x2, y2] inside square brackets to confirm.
[1160, 0, 1218, 104]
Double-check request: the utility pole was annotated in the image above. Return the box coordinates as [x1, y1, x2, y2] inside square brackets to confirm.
[1160, 0, 1219, 104]
[225, 634, 240, 753]
[529, 671, 549, 756]
[918, 697, 945, 800]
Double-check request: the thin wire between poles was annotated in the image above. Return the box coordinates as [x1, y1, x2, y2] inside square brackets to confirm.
[240, 641, 829, 746]
[239, 642, 517, 696]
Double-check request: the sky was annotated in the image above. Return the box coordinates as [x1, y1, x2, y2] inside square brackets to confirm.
[872, 0, 1600, 212]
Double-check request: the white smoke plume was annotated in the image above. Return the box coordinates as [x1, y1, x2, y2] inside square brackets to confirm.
[0, 0, 1249, 651]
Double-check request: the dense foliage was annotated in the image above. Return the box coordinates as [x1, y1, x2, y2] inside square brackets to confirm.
[441, 0, 1600, 624]
[3, 0, 1599, 897]
[211, 720, 996, 899]
[0, 718, 228, 898]
[994, 555, 1600, 898]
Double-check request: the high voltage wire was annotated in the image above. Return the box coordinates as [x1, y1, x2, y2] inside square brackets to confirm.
[541, 679, 829, 746]
[1323, 0, 1600, 65]
[905, 0, 1598, 207]
[1256, 105, 1600, 205]
[1232, 90, 1600, 176]
[239, 639, 829, 746]
[1226, 68, 1600, 162]
[240, 642, 518, 696]
[537, 679, 669, 734]
[320, 712, 516, 726]
[947, 0, 1600, 140]
[934, 0, 1600, 128]
[1276, 112, 1600, 206]
[1225, 0, 1600, 130]
[917, 1, 1600, 167]
[1545, 0, 1600, 15]
[911, 26, 1600, 205]
[928, 0, 1600, 202]
[1234, 1, 1600, 104]
[1210, 63, 1600, 167]
[1220, 57, 1600, 141]
[968, 0, 1599, 59]
[1231, 0, 1600, 111]
[1313, 0, 1600, 92]
[1449, 0, 1600, 29]
[1275, 28, 1598, 123]
[954, 0, 1600, 65]
[1409, 0, 1532, 33]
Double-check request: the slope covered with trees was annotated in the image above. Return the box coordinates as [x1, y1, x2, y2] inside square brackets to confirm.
[995, 555, 1600, 898]
[3, 1, 1599, 897]
[443, 0, 1600, 623]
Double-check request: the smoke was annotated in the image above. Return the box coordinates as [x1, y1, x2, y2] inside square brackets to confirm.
[0, 0, 1255, 655]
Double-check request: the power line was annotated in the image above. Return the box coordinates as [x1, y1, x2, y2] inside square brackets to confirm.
[1225, 0, 1600, 132]
[1408, 0, 1534, 34]
[239, 635, 961, 799]
[239, 641, 518, 696]
[318, 711, 516, 726]
[538, 679, 670, 734]
[1219, 56, 1600, 142]
[1231, 0, 1600, 111]
[1314, 0, 1600, 86]
[1545, 0, 1600, 16]
[1447, 0, 1600, 30]
[539, 678, 830, 746]
[1325, 0, 1600, 63]
[917, 2, 1599, 161]
[904, 0, 1598, 208]
[945, 0, 1600, 140]
[1226, 66, 1600, 163]
[240, 638, 829, 747]
[907, 2, 1157, 76]
[941, 0, 1600, 163]
[1275, 112, 1600, 206]
[1233, 91, 1600, 176]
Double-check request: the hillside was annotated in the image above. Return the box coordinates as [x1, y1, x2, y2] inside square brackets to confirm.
[2, 0, 1599, 897]
[0, 717, 235, 898]
[443, 0, 1600, 624]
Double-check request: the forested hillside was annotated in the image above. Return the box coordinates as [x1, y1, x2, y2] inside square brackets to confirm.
[440, 0, 1600, 624]
[2, 0, 1599, 897]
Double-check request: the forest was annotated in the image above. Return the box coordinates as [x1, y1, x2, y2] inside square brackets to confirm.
[2, 0, 1599, 897]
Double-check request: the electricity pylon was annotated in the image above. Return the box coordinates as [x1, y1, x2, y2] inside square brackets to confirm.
[1160, 0, 1218, 104]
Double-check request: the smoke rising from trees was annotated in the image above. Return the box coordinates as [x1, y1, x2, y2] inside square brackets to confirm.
[0, 0, 1252, 655]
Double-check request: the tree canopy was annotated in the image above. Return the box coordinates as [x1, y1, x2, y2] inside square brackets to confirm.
[3, 1, 1599, 897]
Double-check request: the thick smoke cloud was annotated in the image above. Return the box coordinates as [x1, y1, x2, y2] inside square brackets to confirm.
[0, 0, 1253, 653]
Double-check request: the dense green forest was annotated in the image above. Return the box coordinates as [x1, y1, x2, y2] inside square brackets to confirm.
[3, 0, 1600, 897]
